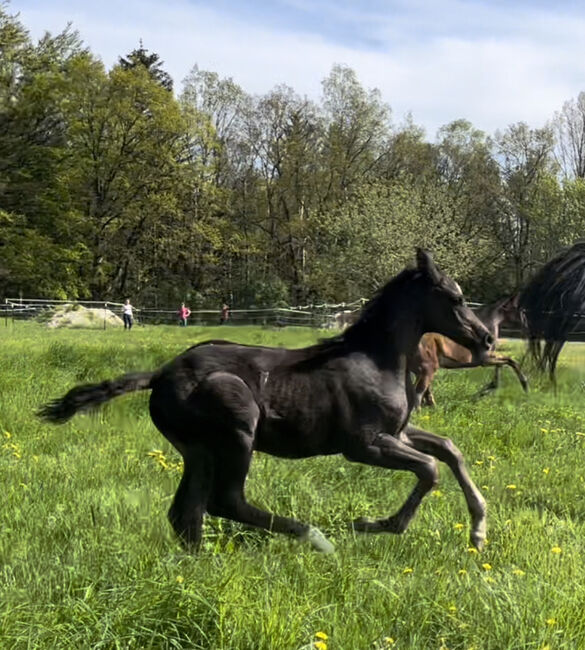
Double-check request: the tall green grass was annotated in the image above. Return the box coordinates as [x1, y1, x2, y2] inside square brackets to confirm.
[1, 321, 585, 649]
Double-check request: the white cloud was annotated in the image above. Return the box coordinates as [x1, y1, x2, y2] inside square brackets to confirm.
[14, 0, 585, 137]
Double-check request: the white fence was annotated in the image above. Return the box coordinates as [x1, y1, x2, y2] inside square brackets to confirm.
[1, 297, 367, 329]
[4, 296, 584, 339]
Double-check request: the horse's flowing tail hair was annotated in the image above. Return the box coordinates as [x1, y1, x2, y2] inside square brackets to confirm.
[37, 372, 156, 423]
[519, 241, 585, 378]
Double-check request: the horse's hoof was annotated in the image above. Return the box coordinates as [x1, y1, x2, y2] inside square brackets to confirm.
[302, 527, 335, 553]
[350, 517, 376, 532]
[470, 529, 486, 551]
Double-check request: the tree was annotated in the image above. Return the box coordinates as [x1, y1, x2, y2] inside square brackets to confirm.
[118, 41, 173, 91]
[554, 91, 585, 179]
[66, 59, 188, 298]
[0, 7, 91, 297]
[321, 65, 391, 203]
[491, 122, 557, 286]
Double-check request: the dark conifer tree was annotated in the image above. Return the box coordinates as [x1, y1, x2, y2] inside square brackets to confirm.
[118, 40, 173, 91]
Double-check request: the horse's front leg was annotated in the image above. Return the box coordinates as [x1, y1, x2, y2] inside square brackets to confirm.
[344, 433, 439, 535]
[403, 425, 487, 549]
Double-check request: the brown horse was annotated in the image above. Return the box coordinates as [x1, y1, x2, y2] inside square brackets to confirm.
[410, 295, 528, 407]
[39, 250, 493, 551]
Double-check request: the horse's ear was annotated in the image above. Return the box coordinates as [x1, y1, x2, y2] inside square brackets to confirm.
[416, 248, 441, 283]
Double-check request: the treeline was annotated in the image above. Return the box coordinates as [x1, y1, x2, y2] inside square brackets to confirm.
[1, 5, 585, 307]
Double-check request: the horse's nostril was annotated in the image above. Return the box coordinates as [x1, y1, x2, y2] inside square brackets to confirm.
[484, 333, 494, 348]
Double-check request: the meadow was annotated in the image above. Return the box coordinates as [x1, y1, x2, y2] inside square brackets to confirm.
[1, 321, 585, 649]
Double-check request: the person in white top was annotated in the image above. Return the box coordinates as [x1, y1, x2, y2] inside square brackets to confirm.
[122, 299, 134, 330]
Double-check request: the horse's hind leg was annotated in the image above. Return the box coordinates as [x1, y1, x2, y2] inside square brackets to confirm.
[403, 424, 486, 549]
[202, 372, 334, 553]
[207, 426, 334, 553]
[168, 444, 213, 548]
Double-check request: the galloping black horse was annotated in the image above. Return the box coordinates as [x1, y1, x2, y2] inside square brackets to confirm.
[39, 250, 493, 551]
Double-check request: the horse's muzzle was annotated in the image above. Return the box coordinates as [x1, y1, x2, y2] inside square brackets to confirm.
[483, 333, 494, 349]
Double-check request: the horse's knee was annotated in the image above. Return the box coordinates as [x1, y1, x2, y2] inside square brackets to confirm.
[419, 458, 439, 489]
[443, 437, 464, 464]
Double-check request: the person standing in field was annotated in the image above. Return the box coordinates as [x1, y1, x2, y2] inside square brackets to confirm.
[122, 299, 134, 330]
[178, 302, 191, 326]
[220, 303, 230, 325]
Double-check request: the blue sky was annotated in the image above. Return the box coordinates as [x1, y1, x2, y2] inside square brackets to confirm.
[12, 0, 585, 137]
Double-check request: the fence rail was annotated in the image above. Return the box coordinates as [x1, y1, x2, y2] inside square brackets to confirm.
[1, 297, 366, 328]
[3, 297, 585, 339]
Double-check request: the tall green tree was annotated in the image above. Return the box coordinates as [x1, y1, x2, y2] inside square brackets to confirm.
[66, 59, 188, 298]
[491, 122, 557, 286]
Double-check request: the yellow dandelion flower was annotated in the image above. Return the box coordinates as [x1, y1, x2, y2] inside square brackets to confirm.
[512, 569, 525, 576]
[540, 428, 549, 433]
[543, 468, 550, 475]
[403, 567, 413, 574]
[458, 569, 468, 576]
[448, 605, 457, 612]
[432, 490, 443, 497]
[3, 431, 11, 439]
[546, 618, 556, 626]
[506, 484, 517, 490]
[315, 632, 328, 641]
[482, 563, 492, 571]
[384, 639, 395, 646]
[487, 455, 495, 461]
[467, 547, 478, 554]
[454, 523, 464, 530]
[314, 642, 327, 650]
[475, 460, 484, 465]
[551, 546, 562, 554]
[175, 575, 184, 584]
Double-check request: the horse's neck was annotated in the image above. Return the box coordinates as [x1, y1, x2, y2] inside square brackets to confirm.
[355, 308, 423, 375]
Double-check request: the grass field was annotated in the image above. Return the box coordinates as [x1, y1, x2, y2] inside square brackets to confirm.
[1, 321, 585, 649]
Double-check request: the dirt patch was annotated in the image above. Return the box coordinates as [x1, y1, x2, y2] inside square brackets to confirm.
[46, 304, 124, 329]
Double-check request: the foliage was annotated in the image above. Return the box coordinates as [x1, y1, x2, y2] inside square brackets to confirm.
[1, 5, 585, 305]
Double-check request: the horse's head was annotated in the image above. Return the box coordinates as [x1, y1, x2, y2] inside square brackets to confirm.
[415, 249, 493, 360]
[497, 294, 523, 329]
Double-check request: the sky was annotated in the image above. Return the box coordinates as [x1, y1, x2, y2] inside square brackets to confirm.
[11, 0, 585, 138]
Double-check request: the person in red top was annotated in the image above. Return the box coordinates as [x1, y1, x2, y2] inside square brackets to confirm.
[178, 302, 191, 326]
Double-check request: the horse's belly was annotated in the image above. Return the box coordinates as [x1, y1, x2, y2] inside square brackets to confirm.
[255, 416, 337, 459]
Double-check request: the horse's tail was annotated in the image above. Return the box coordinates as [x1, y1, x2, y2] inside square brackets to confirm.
[37, 371, 156, 424]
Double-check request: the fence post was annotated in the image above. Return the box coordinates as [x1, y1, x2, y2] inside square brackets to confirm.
[104, 302, 107, 330]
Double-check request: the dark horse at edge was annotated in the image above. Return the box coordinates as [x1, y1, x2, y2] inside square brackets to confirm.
[39, 250, 493, 552]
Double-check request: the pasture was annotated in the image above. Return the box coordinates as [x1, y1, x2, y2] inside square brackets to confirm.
[1, 322, 585, 649]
